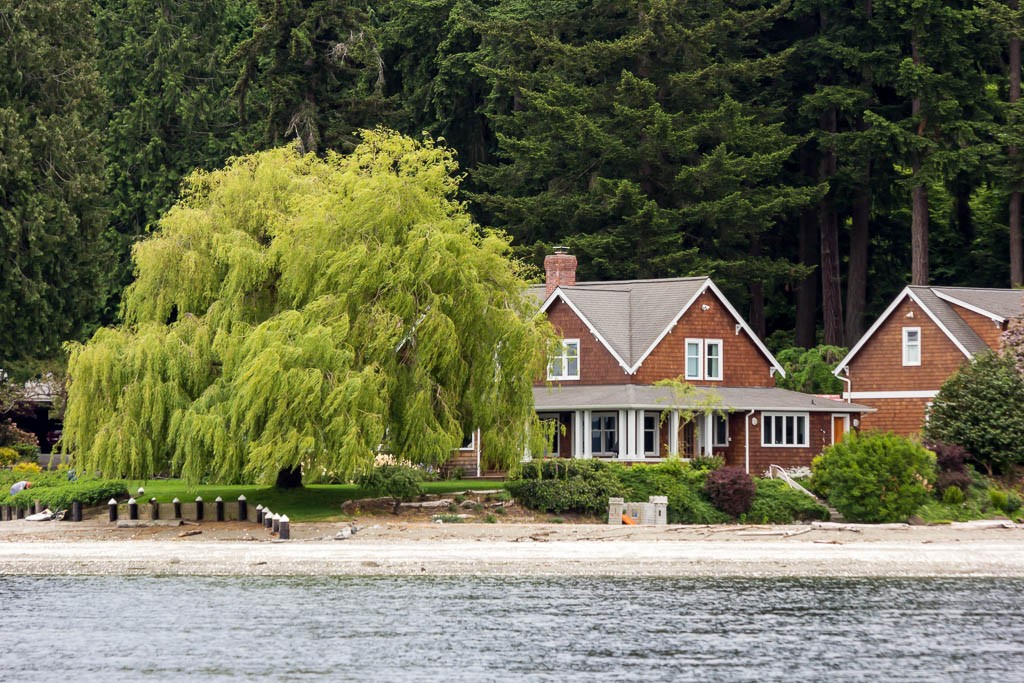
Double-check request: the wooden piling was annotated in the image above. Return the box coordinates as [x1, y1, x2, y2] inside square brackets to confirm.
[150, 497, 159, 520]
[255, 504, 263, 524]
[108, 498, 118, 522]
[278, 514, 290, 540]
[128, 498, 138, 520]
[215, 496, 224, 522]
[71, 501, 82, 522]
[238, 495, 248, 522]
[172, 498, 181, 519]
[195, 496, 204, 521]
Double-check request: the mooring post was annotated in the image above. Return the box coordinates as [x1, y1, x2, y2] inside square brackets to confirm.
[272, 513, 280, 534]
[255, 504, 263, 524]
[238, 495, 248, 522]
[172, 497, 181, 519]
[278, 514, 290, 540]
[108, 498, 118, 523]
[150, 497, 159, 520]
[128, 498, 138, 520]
[1, 505, 8, 521]
[215, 496, 224, 522]
[195, 496, 204, 521]
[263, 509, 273, 529]
[71, 501, 82, 522]
[34, 501, 43, 514]
[16, 506, 25, 519]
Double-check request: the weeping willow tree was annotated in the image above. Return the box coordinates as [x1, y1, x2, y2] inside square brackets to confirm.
[62, 130, 553, 485]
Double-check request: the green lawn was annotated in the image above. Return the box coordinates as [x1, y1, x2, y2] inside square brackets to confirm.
[125, 479, 506, 522]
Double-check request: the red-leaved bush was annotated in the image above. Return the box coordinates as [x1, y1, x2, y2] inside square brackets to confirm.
[703, 466, 756, 517]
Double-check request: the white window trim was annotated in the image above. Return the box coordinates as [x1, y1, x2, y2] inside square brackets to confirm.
[547, 338, 581, 380]
[641, 412, 659, 457]
[761, 412, 810, 448]
[704, 339, 723, 381]
[591, 411, 618, 456]
[712, 413, 729, 447]
[902, 327, 921, 367]
[459, 429, 478, 451]
[685, 338, 703, 380]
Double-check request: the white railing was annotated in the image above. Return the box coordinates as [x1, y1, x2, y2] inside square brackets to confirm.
[766, 464, 821, 503]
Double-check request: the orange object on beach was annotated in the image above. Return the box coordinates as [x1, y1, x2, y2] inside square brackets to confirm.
[621, 512, 637, 525]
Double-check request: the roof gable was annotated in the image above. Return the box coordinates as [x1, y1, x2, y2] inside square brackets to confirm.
[834, 286, 990, 375]
[931, 287, 1024, 322]
[538, 277, 784, 377]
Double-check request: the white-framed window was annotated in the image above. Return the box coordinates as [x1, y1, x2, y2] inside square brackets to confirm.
[685, 339, 702, 379]
[685, 338, 723, 381]
[642, 412, 658, 456]
[761, 412, 809, 447]
[459, 429, 476, 451]
[704, 340, 723, 381]
[591, 412, 618, 455]
[902, 327, 921, 366]
[712, 414, 729, 447]
[548, 339, 580, 380]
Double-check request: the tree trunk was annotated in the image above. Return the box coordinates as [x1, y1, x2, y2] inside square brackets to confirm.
[819, 110, 844, 346]
[796, 149, 819, 348]
[846, 178, 870, 345]
[748, 237, 765, 340]
[1010, 0, 1022, 286]
[275, 466, 303, 489]
[910, 35, 929, 285]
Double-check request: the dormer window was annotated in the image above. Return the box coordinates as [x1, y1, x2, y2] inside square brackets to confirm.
[685, 338, 723, 381]
[902, 327, 921, 366]
[548, 339, 580, 380]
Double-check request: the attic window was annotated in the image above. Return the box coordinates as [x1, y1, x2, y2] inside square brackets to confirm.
[685, 338, 723, 381]
[548, 339, 580, 380]
[903, 327, 921, 366]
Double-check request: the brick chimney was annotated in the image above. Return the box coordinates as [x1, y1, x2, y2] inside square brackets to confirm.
[544, 246, 577, 297]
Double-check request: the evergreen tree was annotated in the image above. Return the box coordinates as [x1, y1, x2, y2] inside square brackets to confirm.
[232, 0, 394, 153]
[0, 0, 112, 360]
[97, 0, 259, 305]
[63, 131, 552, 484]
[468, 0, 819, 325]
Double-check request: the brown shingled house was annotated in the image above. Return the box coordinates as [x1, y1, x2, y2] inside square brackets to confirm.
[833, 286, 1024, 436]
[519, 248, 870, 475]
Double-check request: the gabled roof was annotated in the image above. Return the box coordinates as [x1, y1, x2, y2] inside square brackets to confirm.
[533, 277, 785, 377]
[834, 285, 1022, 375]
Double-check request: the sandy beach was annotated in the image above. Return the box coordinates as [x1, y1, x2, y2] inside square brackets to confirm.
[1, 518, 1022, 577]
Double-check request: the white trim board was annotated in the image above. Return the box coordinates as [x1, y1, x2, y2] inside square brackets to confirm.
[834, 287, 973, 376]
[844, 390, 939, 400]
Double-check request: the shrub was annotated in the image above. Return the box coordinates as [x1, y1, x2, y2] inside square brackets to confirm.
[811, 431, 936, 523]
[987, 489, 1020, 515]
[3, 479, 128, 510]
[942, 485, 966, 505]
[925, 441, 969, 473]
[356, 465, 424, 513]
[12, 462, 41, 474]
[505, 476, 624, 516]
[689, 455, 724, 472]
[746, 479, 830, 523]
[0, 447, 18, 468]
[924, 352, 1024, 475]
[935, 470, 971, 497]
[616, 461, 728, 524]
[703, 467, 756, 517]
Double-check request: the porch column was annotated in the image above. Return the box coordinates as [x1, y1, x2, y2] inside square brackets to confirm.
[703, 412, 713, 456]
[582, 410, 593, 458]
[669, 410, 679, 456]
[636, 410, 644, 457]
[618, 410, 628, 459]
[573, 410, 584, 458]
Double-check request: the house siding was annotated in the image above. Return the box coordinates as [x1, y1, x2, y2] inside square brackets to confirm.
[541, 299, 630, 385]
[947, 303, 1005, 350]
[634, 290, 775, 386]
[718, 412, 836, 474]
[856, 397, 932, 436]
[846, 297, 967, 394]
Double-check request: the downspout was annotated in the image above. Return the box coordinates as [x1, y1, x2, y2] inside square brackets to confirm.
[476, 429, 481, 478]
[838, 373, 852, 404]
[744, 409, 755, 474]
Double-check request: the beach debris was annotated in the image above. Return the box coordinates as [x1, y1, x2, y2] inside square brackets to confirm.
[950, 520, 1017, 530]
[401, 499, 454, 509]
[335, 527, 352, 540]
[25, 508, 54, 522]
[178, 529, 202, 537]
[814, 539, 843, 545]
[736, 528, 812, 538]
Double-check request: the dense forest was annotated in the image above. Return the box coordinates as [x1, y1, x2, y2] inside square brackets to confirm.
[1, 0, 1022, 365]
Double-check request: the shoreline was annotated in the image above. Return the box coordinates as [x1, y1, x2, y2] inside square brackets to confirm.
[2, 520, 1024, 577]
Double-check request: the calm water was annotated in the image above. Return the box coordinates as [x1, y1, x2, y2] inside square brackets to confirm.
[1, 576, 1021, 682]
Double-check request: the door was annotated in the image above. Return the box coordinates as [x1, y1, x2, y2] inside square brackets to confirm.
[832, 415, 849, 444]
